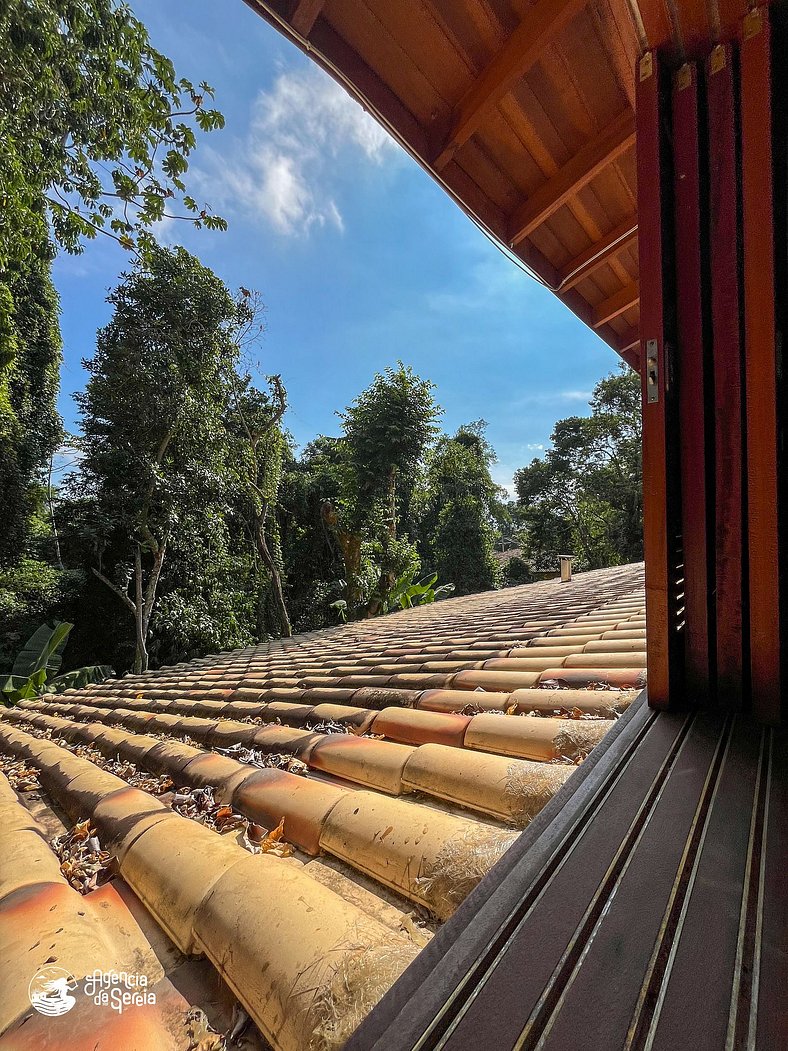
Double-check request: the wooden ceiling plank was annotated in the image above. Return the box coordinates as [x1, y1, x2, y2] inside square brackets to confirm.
[591, 281, 640, 327]
[674, 0, 713, 56]
[558, 219, 637, 290]
[432, 0, 589, 170]
[289, 0, 324, 36]
[507, 109, 635, 246]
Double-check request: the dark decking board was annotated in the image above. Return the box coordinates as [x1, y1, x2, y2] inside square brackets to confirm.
[349, 700, 787, 1051]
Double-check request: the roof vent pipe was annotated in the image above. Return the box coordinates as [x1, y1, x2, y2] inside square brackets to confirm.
[559, 555, 574, 583]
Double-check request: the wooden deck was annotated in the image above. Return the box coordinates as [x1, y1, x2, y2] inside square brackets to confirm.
[348, 696, 788, 1050]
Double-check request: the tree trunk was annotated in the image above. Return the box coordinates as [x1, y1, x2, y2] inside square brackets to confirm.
[133, 547, 149, 673]
[255, 504, 292, 637]
[387, 466, 397, 539]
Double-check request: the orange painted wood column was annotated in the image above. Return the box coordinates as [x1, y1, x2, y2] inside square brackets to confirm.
[636, 51, 682, 709]
[707, 43, 746, 710]
[672, 62, 712, 702]
[740, 6, 782, 724]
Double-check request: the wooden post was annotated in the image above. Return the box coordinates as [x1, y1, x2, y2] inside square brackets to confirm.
[740, 7, 782, 723]
[707, 44, 746, 710]
[636, 51, 682, 709]
[672, 62, 713, 702]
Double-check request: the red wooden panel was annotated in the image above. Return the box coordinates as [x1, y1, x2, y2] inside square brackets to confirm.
[636, 53, 675, 710]
[740, 7, 781, 723]
[672, 64, 711, 702]
[707, 45, 745, 709]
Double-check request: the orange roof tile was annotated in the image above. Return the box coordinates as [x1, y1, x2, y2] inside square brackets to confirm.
[1, 563, 645, 1048]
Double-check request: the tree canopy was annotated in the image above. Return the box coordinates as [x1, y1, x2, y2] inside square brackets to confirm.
[417, 423, 503, 595]
[0, 0, 225, 275]
[514, 366, 642, 571]
[75, 245, 247, 670]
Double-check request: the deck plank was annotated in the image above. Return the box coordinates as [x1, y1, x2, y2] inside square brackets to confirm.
[646, 719, 763, 1051]
[538, 714, 728, 1051]
[439, 711, 694, 1049]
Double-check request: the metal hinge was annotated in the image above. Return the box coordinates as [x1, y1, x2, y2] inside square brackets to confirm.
[646, 340, 659, 403]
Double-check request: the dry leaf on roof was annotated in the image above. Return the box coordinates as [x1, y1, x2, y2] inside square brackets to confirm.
[306, 720, 352, 735]
[215, 742, 308, 776]
[257, 816, 293, 856]
[0, 756, 40, 791]
[186, 1007, 226, 1050]
[52, 821, 115, 893]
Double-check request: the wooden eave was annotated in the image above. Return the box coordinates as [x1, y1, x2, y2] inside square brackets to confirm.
[242, 0, 763, 368]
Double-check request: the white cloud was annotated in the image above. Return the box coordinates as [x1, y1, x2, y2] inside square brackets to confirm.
[526, 442, 545, 451]
[513, 390, 591, 408]
[202, 66, 397, 235]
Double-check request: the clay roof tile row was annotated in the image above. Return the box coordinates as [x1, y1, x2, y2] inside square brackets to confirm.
[0, 563, 645, 1049]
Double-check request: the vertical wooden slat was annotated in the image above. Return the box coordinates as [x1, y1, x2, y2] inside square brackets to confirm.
[672, 64, 712, 703]
[707, 44, 746, 709]
[637, 52, 679, 709]
[740, 6, 781, 723]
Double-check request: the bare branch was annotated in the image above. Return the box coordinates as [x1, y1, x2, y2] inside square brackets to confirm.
[91, 566, 137, 614]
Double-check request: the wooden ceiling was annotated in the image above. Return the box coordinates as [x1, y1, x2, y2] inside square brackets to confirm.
[242, 0, 760, 370]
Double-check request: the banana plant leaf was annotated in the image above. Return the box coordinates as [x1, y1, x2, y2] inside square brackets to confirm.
[11, 622, 73, 678]
[51, 666, 113, 691]
[1, 669, 48, 704]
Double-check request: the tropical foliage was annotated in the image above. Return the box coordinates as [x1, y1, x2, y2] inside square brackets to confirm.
[0, 1, 644, 684]
[1, 621, 111, 704]
[0, 0, 225, 275]
[514, 366, 642, 571]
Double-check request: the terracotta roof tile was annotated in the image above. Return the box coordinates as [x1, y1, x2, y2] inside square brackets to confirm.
[0, 563, 645, 1048]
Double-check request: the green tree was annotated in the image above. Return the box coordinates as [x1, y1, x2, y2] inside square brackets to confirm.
[514, 365, 642, 571]
[0, 0, 225, 276]
[278, 437, 349, 631]
[322, 364, 442, 614]
[75, 245, 244, 672]
[417, 423, 503, 595]
[229, 372, 292, 637]
[0, 247, 63, 564]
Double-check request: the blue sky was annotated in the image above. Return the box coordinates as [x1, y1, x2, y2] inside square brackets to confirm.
[53, 0, 620, 494]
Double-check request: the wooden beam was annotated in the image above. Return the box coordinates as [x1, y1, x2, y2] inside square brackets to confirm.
[508, 109, 636, 247]
[592, 281, 639, 328]
[289, 0, 324, 36]
[619, 344, 641, 372]
[241, 1, 429, 157]
[672, 62, 712, 702]
[637, 50, 679, 710]
[432, 0, 589, 170]
[707, 44, 745, 709]
[558, 219, 638, 290]
[740, 6, 781, 722]
[618, 327, 640, 352]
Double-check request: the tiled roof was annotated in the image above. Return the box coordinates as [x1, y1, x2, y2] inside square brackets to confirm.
[0, 563, 645, 1049]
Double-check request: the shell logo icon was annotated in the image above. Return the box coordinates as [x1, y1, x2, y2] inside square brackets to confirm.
[28, 965, 78, 1016]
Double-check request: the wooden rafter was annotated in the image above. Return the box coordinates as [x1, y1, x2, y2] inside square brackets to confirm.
[558, 219, 638, 290]
[508, 109, 635, 247]
[618, 327, 639, 352]
[289, 0, 324, 37]
[592, 281, 639, 328]
[432, 0, 589, 171]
